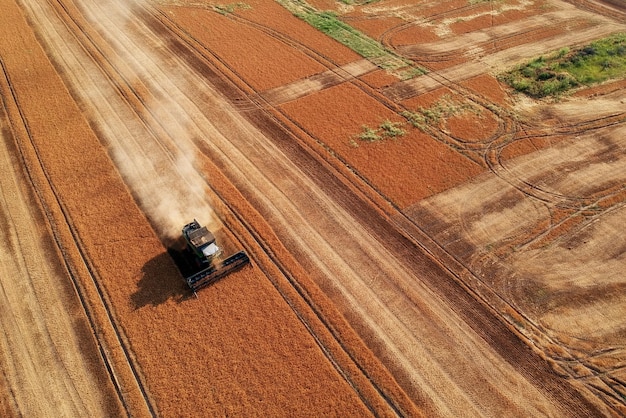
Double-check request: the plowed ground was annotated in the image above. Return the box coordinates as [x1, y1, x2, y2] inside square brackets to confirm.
[2, 0, 626, 416]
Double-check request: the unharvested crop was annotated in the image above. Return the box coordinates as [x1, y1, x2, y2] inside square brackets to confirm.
[4, 0, 624, 415]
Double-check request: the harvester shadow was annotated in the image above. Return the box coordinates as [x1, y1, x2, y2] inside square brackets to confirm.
[131, 248, 193, 309]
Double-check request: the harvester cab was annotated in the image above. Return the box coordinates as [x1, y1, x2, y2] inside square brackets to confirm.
[182, 220, 221, 264]
[181, 219, 250, 294]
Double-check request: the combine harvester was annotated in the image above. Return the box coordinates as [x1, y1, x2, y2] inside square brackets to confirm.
[182, 219, 249, 293]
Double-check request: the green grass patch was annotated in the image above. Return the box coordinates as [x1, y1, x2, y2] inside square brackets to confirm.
[398, 67, 426, 81]
[379, 120, 406, 137]
[276, 0, 424, 76]
[500, 33, 626, 98]
[352, 120, 406, 145]
[356, 125, 382, 142]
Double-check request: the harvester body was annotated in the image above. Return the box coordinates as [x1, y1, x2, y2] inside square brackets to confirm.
[181, 220, 249, 293]
[183, 220, 221, 263]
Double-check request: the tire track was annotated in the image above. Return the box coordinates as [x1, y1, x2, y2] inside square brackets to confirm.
[0, 55, 146, 417]
[29, 0, 411, 415]
[23, 0, 608, 414]
[77, 2, 528, 414]
[150, 3, 604, 414]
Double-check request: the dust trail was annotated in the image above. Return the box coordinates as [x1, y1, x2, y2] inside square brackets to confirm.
[73, 0, 220, 243]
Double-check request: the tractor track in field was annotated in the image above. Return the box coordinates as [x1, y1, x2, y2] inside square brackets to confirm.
[186, 11, 400, 112]
[18, 0, 617, 413]
[365, 0, 624, 63]
[416, 107, 626, 413]
[484, 111, 626, 208]
[379, 14, 596, 65]
[369, 2, 565, 58]
[150, 5, 608, 417]
[481, 119, 626, 257]
[153, 7, 518, 170]
[0, 54, 151, 417]
[347, 2, 485, 48]
[26, 0, 411, 414]
[563, 0, 626, 20]
[382, 20, 554, 63]
[400, 25, 570, 64]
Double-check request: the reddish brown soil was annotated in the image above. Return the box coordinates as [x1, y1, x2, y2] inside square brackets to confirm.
[359, 68, 399, 89]
[279, 82, 484, 207]
[499, 134, 569, 161]
[572, 78, 626, 97]
[409, 0, 470, 20]
[345, 16, 405, 41]
[390, 25, 441, 46]
[5, 0, 625, 415]
[451, 16, 566, 40]
[451, 13, 504, 35]
[500, 137, 543, 160]
[460, 74, 510, 106]
[231, 0, 361, 66]
[401, 86, 458, 111]
[306, 0, 339, 12]
[447, 109, 500, 142]
[163, 1, 360, 93]
[448, 2, 551, 35]
[424, 57, 472, 71]
[163, 7, 325, 91]
[401, 86, 501, 144]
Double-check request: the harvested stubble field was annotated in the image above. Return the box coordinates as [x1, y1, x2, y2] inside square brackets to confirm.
[1, 0, 625, 416]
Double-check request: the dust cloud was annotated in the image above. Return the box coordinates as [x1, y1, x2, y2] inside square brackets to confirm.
[77, 0, 221, 244]
[114, 141, 219, 245]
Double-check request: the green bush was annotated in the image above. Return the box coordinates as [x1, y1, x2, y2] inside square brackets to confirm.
[380, 120, 406, 137]
[500, 33, 626, 98]
[357, 125, 381, 142]
[353, 120, 406, 144]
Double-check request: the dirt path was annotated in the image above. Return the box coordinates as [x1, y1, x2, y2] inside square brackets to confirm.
[261, 59, 377, 105]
